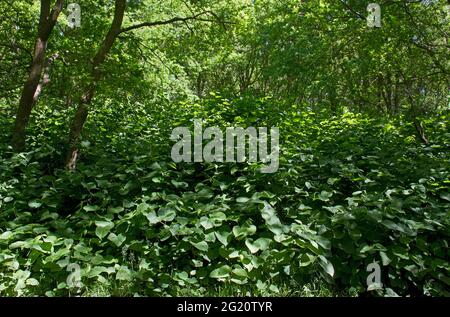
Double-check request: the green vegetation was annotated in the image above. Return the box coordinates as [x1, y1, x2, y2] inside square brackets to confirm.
[0, 0, 449, 297]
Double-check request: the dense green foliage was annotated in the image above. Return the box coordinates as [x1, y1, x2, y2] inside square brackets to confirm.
[1, 98, 449, 296]
[0, 0, 449, 297]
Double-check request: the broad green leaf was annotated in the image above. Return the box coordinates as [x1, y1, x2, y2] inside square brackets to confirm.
[318, 191, 333, 202]
[145, 211, 159, 224]
[108, 206, 124, 214]
[95, 221, 114, 239]
[210, 265, 232, 279]
[116, 266, 132, 281]
[83, 205, 99, 212]
[232, 224, 257, 240]
[158, 207, 176, 222]
[0, 231, 13, 240]
[190, 241, 208, 252]
[108, 233, 126, 247]
[28, 201, 42, 209]
[215, 231, 231, 246]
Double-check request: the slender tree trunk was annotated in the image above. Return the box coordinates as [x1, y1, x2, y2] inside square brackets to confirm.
[34, 53, 59, 103]
[414, 119, 429, 145]
[66, 0, 126, 170]
[11, 0, 63, 152]
[406, 81, 430, 146]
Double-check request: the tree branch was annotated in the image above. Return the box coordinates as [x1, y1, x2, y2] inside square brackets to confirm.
[119, 10, 233, 34]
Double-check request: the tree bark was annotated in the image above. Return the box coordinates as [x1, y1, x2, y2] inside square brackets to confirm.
[11, 0, 63, 152]
[66, 0, 127, 170]
[414, 119, 429, 145]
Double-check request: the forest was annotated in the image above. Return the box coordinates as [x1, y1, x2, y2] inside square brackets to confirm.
[0, 0, 449, 297]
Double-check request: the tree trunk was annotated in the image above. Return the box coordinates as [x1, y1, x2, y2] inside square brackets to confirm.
[11, 0, 63, 152]
[414, 119, 430, 145]
[66, 0, 126, 169]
